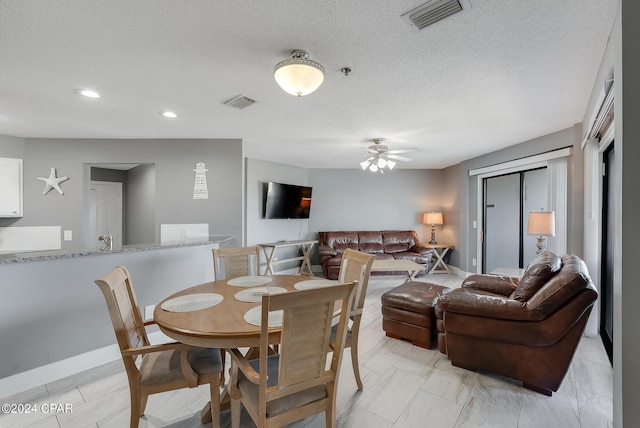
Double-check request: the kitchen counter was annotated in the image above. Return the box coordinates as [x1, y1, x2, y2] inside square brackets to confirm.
[0, 235, 234, 264]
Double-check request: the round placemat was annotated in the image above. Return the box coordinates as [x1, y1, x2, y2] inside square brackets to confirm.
[160, 293, 223, 312]
[234, 286, 288, 303]
[293, 279, 338, 290]
[244, 306, 283, 327]
[226, 276, 273, 287]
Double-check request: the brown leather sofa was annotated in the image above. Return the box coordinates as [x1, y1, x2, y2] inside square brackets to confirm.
[318, 230, 434, 280]
[435, 252, 597, 396]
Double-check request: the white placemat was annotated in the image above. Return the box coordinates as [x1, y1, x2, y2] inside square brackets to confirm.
[234, 286, 288, 303]
[227, 276, 273, 287]
[160, 293, 223, 313]
[244, 306, 283, 327]
[293, 279, 338, 290]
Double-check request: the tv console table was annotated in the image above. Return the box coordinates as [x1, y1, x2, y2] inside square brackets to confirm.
[259, 239, 317, 275]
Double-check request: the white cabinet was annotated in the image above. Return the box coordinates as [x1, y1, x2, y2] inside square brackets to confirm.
[0, 157, 23, 217]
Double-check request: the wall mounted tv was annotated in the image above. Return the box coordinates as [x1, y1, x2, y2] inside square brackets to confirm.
[263, 182, 312, 219]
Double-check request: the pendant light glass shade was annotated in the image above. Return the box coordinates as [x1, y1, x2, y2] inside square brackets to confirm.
[274, 50, 325, 97]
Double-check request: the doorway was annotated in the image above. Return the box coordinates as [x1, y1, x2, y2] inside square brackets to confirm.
[600, 143, 614, 363]
[482, 168, 547, 273]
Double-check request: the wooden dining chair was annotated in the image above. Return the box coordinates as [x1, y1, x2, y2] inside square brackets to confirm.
[331, 248, 375, 390]
[228, 281, 357, 428]
[94, 266, 222, 428]
[213, 245, 261, 279]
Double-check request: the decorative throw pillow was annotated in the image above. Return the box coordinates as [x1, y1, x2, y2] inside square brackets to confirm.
[513, 252, 562, 301]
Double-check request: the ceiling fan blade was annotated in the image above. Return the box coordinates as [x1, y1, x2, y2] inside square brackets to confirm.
[387, 154, 413, 162]
[387, 148, 418, 154]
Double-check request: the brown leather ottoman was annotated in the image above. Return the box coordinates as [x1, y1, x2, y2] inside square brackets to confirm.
[381, 282, 451, 348]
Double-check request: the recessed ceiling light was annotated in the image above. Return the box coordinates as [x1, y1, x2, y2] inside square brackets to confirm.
[78, 89, 101, 98]
[160, 111, 177, 118]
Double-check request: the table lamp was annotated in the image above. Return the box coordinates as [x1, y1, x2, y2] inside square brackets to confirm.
[527, 210, 555, 254]
[423, 212, 443, 245]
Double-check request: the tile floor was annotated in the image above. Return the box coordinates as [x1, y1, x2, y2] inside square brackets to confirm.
[0, 274, 613, 428]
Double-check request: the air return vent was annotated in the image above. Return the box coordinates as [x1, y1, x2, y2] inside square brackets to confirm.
[224, 95, 256, 109]
[401, 0, 470, 31]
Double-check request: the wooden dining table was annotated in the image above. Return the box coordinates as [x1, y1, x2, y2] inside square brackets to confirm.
[153, 274, 338, 422]
[154, 274, 337, 347]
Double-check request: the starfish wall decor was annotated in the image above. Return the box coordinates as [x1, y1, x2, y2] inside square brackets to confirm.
[37, 167, 69, 195]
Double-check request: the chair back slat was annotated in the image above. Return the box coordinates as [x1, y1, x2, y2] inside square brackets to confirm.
[338, 249, 375, 314]
[260, 282, 356, 400]
[213, 246, 261, 279]
[95, 266, 149, 360]
[278, 301, 332, 386]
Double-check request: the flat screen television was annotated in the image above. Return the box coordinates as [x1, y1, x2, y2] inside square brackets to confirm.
[263, 182, 312, 219]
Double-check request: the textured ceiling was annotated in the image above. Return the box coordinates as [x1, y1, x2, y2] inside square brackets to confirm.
[0, 0, 618, 169]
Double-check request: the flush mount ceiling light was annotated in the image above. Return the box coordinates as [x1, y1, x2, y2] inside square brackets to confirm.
[274, 50, 325, 97]
[77, 89, 101, 98]
[159, 111, 177, 118]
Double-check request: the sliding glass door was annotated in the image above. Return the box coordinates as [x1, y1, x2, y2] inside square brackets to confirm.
[483, 168, 547, 274]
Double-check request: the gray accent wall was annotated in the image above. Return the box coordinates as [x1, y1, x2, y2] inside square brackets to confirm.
[244, 159, 447, 268]
[0, 134, 25, 159]
[307, 168, 444, 249]
[0, 243, 218, 379]
[0, 138, 243, 249]
[126, 163, 156, 245]
[441, 163, 461, 268]
[245, 158, 312, 272]
[0, 136, 245, 383]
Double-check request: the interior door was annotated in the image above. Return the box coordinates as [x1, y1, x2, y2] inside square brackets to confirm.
[89, 181, 123, 248]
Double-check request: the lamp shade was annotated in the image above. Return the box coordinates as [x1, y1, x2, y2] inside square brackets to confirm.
[423, 212, 443, 225]
[527, 210, 555, 236]
[274, 50, 325, 97]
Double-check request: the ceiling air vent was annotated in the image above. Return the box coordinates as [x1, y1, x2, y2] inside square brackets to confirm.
[401, 0, 470, 31]
[224, 95, 256, 109]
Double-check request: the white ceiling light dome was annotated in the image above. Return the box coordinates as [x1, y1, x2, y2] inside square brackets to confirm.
[274, 50, 325, 97]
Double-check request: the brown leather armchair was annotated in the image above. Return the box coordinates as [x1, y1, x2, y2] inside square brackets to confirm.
[435, 252, 597, 396]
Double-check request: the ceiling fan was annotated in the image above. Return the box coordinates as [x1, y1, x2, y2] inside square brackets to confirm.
[360, 138, 415, 173]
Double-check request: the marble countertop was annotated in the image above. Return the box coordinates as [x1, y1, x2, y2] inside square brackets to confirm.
[0, 235, 234, 264]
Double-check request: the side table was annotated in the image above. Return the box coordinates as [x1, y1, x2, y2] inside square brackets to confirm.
[426, 243, 454, 274]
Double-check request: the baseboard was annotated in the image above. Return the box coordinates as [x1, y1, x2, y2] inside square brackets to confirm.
[449, 265, 471, 278]
[0, 331, 168, 400]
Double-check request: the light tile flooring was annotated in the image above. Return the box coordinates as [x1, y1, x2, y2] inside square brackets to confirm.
[0, 274, 613, 428]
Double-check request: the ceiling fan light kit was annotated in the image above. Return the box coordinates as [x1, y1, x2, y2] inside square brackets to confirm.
[360, 138, 411, 173]
[274, 50, 325, 97]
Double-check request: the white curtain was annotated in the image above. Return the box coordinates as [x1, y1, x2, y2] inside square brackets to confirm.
[546, 157, 568, 255]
